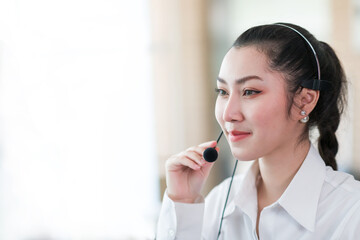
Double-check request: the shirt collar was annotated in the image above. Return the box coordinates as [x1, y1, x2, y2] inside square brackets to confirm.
[278, 144, 326, 232]
[226, 144, 326, 232]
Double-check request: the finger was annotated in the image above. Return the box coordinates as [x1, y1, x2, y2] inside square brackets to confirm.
[186, 147, 206, 159]
[184, 150, 205, 166]
[198, 140, 217, 148]
[187, 141, 218, 156]
[166, 155, 201, 171]
[178, 157, 201, 170]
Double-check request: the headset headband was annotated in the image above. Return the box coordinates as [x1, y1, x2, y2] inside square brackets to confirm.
[274, 23, 331, 91]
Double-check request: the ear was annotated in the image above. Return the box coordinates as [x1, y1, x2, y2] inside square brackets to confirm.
[292, 88, 320, 121]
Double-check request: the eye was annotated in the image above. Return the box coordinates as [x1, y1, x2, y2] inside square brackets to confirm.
[243, 89, 261, 96]
[215, 88, 228, 97]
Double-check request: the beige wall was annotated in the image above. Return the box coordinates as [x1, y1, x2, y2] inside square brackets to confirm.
[331, 0, 360, 175]
[150, 0, 222, 197]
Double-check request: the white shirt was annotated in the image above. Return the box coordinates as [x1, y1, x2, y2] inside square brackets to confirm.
[156, 145, 360, 239]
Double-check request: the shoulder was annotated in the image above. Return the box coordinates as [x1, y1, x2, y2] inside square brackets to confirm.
[321, 167, 360, 206]
[335, 194, 360, 238]
[309, 167, 360, 237]
[324, 167, 360, 194]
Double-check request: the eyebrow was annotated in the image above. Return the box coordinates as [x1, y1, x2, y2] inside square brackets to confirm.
[216, 75, 263, 85]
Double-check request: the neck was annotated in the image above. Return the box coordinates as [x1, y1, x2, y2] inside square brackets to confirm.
[257, 140, 311, 202]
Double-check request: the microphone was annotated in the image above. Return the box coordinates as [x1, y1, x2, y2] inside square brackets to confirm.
[203, 131, 223, 162]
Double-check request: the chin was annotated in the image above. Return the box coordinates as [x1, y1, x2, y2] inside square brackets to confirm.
[230, 148, 258, 161]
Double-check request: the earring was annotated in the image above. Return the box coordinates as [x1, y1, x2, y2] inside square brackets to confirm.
[300, 110, 309, 123]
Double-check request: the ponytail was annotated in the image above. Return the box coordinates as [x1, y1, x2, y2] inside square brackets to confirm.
[311, 42, 347, 170]
[317, 114, 340, 170]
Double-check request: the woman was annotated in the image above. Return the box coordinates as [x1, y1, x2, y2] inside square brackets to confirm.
[156, 23, 360, 239]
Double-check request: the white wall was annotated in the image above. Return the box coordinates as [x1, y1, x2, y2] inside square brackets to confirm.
[0, 0, 159, 239]
[227, 0, 332, 41]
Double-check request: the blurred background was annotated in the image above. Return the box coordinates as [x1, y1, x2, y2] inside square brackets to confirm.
[0, 0, 359, 239]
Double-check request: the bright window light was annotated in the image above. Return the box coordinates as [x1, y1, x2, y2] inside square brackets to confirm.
[0, 0, 159, 239]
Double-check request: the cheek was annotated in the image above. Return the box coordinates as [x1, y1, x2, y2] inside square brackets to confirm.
[249, 98, 288, 130]
[248, 109, 271, 130]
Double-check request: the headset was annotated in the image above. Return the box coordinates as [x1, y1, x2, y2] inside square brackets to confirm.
[202, 23, 331, 240]
[275, 23, 331, 91]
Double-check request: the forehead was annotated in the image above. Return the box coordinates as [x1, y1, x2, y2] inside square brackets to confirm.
[219, 46, 272, 81]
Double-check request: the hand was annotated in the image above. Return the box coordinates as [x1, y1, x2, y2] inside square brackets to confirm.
[165, 141, 219, 203]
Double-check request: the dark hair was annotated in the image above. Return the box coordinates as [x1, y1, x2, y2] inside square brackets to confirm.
[232, 23, 347, 170]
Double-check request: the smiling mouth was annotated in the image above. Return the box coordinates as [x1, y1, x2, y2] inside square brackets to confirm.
[228, 130, 251, 142]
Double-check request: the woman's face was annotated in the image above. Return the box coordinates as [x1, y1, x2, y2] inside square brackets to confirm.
[215, 46, 299, 161]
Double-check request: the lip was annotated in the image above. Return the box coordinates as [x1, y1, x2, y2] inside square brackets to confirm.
[228, 130, 251, 142]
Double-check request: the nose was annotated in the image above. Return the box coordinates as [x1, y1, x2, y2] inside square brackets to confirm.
[223, 94, 244, 122]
